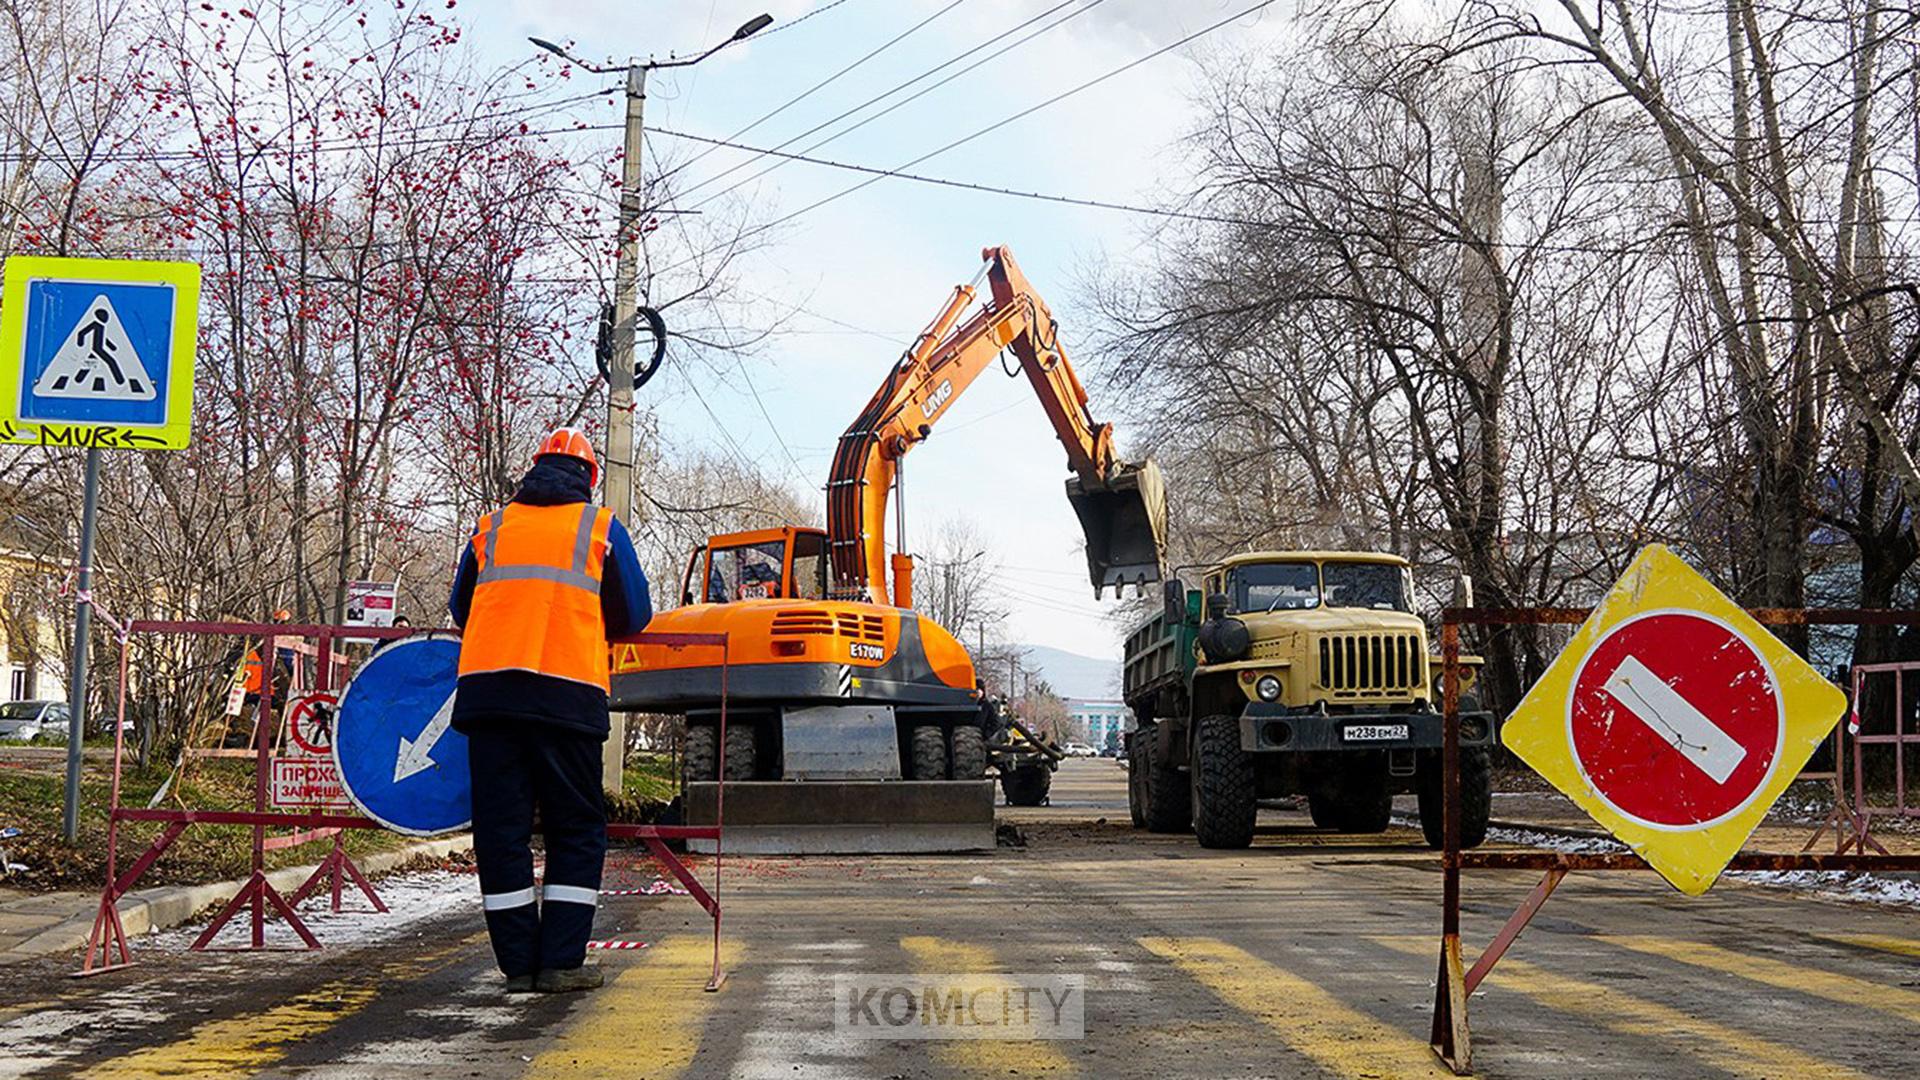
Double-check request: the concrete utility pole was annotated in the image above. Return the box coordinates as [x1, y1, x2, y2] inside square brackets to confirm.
[531, 13, 771, 795]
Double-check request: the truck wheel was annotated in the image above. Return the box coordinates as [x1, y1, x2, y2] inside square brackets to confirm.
[1307, 791, 1340, 829]
[951, 726, 987, 781]
[1001, 764, 1051, 806]
[684, 725, 716, 783]
[1335, 757, 1392, 833]
[1126, 732, 1148, 828]
[1189, 714, 1255, 849]
[910, 725, 947, 780]
[1142, 725, 1192, 833]
[1418, 746, 1492, 850]
[722, 724, 756, 781]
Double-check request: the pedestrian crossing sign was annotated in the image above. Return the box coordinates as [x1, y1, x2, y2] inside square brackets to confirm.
[0, 256, 199, 449]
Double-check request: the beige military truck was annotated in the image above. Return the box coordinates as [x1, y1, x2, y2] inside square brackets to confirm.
[1122, 551, 1497, 849]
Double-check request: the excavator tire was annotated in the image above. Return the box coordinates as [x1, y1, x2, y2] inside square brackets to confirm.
[910, 725, 947, 780]
[1000, 764, 1051, 806]
[723, 724, 756, 782]
[950, 726, 987, 781]
[684, 725, 717, 783]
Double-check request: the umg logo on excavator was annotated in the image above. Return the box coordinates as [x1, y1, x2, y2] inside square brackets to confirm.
[920, 378, 954, 420]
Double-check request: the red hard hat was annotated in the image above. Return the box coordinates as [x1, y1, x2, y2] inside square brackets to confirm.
[535, 427, 599, 487]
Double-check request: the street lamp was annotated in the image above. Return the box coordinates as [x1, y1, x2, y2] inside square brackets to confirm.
[527, 13, 771, 795]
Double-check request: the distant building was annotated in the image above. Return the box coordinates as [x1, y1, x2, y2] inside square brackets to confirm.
[0, 510, 67, 702]
[1066, 698, 1130, 750]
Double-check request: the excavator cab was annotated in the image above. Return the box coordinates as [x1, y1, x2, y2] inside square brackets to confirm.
[1069, 459, 1168, 598]
[679, 527, 829, 605]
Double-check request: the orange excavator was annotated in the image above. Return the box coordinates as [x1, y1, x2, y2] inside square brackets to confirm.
[611, 247, 1165, 852]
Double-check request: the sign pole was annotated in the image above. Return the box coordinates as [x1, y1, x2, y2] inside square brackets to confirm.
[62, 445, 102, 844]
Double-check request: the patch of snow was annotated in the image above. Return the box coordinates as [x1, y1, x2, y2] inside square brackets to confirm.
[145, 869, 476, 952]
[1483, 825, 1920, 910]
[1485, 825, 1628, 855]
[1725, 869, 1920, 909]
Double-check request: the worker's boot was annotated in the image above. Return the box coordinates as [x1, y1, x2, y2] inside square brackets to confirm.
[535, 962, 605, 993]
[504, 974, 536, 994]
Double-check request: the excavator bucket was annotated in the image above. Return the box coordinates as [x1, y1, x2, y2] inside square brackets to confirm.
[1067, 458, 1168, 597]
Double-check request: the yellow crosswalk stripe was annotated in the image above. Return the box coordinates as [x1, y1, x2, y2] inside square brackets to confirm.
[81, 932, 482, 1079]
[898, 936, 1076, 1077]
[527, 934, 737, 1078]
[1817, 933, 1920, 960]
[1605, 935, 1920, 1025]
[1138, 935, 1453, 1079]
[1371, 936, 1870, 1080]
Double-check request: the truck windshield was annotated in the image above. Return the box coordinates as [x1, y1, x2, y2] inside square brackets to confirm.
[1322, 562, 1411, 612]
[1232, 562, 1319, 612]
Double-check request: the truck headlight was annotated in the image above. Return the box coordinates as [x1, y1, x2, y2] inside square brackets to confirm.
[1255, 675, 1282, 702]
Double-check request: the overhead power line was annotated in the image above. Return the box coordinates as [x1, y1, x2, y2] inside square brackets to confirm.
[752, 0, 858, 39]
[650, 124, 1275, 226]
[648, 0, 1282, 280]
[660, 0, 967, 184]
[668, 0, 1103, 208]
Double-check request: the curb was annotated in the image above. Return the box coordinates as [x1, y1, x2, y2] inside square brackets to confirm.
[7, 834, 472, 959]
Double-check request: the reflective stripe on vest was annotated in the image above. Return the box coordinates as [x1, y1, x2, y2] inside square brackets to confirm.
[457, 502, 614, 690]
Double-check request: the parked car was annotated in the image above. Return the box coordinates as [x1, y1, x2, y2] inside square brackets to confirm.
[1061, 742, 1098, 758]
[0, 700, 71, 742]
[1100, 744, 1125, 759]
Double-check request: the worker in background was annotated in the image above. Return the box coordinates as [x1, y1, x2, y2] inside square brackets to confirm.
[448, 427, 651, 995]
[224, 609, 293, 748]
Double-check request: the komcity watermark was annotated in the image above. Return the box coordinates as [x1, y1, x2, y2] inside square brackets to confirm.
[835, 974, 1085, 1040]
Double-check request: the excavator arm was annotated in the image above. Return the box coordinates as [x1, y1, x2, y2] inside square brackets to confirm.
[826, 246, 1166, 605]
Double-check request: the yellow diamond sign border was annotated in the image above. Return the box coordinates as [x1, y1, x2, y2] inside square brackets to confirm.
[1500, 544, 1846, 895]
[0, 255, 200, 450]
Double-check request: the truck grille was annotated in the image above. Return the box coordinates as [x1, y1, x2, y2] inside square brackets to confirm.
[1317, 633, 1424, 694]
[771, 609, 886, 642]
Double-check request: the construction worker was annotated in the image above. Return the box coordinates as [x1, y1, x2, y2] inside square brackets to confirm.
[447, 427, 651, 995]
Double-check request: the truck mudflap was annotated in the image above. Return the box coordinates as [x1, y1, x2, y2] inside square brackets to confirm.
[1236, 705, 1499, 754]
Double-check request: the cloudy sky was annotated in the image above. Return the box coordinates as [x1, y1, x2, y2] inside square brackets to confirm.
[461, 0, 1285, 658]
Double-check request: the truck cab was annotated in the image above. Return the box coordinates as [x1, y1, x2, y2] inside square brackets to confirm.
[1123, 550, 1498, 850]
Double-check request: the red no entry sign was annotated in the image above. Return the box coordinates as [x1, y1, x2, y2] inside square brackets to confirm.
[1569, 611, 1783, 829]
[1503, 545, 1846, 894]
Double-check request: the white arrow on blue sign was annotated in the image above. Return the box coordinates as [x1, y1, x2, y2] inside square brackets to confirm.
[333, 634, 472, 836]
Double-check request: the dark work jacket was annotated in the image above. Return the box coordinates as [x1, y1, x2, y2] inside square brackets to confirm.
[446, 456, 652, 739]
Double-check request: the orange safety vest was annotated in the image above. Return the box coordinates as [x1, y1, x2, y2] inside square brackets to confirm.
[242, 650, 263, 694]
[457, 502, 615, 690]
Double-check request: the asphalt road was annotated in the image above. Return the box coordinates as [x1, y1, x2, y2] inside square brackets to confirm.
[3, 759, 1918, 1078]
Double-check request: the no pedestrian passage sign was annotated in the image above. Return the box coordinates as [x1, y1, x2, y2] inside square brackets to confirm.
[1501, 544, 1846, 895]
[0, 255, 199, 449]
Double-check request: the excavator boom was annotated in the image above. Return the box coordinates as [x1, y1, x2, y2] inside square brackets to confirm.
[826, 246, 1166, 601]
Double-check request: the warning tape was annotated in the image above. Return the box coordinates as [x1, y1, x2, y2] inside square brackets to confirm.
[586, 940, 650, 950]
[599, 880, 689, 896]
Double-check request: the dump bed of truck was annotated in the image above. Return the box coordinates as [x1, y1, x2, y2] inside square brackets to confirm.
[1122, 609, 1193, 709]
